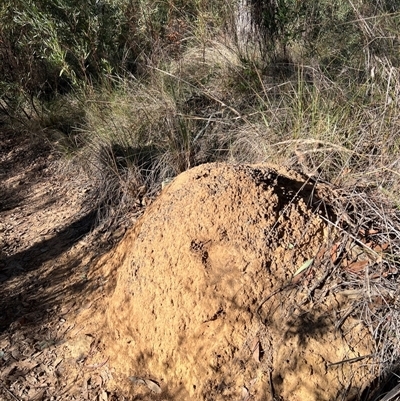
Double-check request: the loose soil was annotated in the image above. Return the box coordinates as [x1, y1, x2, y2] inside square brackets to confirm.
[0, 130, 133, 400]
[79, 164, 375, 400]
[1, 131, 376, 400]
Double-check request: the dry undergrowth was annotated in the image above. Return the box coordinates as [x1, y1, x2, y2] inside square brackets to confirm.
[1, 1, 400, 399]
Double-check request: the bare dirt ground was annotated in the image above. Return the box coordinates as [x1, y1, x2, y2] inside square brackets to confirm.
[0, 129, 135, 400]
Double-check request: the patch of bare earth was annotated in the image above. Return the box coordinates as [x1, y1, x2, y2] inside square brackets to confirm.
[77, 164, 377, 401]
[0, 130, 134, 400]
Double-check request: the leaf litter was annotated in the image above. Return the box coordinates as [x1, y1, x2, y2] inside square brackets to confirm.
[0, 131, 131, 401]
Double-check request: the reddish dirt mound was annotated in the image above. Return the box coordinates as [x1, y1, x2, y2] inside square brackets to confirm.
[81, 163, 374, 400]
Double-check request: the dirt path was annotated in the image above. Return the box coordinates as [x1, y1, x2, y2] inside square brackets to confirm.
[0, 130, 126, 400]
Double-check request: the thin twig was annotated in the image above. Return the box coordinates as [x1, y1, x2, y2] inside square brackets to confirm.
[268, 370, 276, 401]
[379, 383, 400, 401]
[0, 383, 21, 401]
[270, 138, 359, 155]
[327, 353, 375, 367]
[256, 283, 295, 318]
[319, 215, 381, 259]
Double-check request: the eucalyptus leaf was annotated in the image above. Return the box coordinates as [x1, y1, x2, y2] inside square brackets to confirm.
[293, 258, 314, 277]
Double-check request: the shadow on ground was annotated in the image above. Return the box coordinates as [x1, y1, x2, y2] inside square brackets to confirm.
[0, 129, 52, 212]
[0, 209, 97, 333]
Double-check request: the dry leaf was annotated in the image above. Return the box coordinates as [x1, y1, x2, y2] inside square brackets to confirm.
[145, 379, 162, 394]
[346, 260, 369, 273]
[372, 243, 389, 252]
[293, 258, 314, 277]
[249, 337, 260, 363]
[241, 386, 250, 401]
